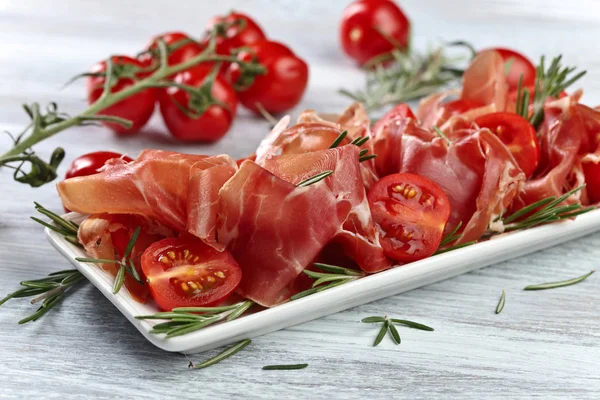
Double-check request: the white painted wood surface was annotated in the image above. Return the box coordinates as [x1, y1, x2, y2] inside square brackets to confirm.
[0, 0, 599, 398]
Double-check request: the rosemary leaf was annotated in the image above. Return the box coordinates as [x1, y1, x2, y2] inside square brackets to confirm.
[439, 221, 463, 247]
[329, 130, 348, 149]
[523, 270, 595, 291]
[374, 321, 388, 346]
[289, 287, 319, 301]
[190, 339, 251, 369]
[165, 317, 220, 338]
[172, 304, 242, 313]
[495, 289, 506, 314]
[434, 241, 477, 255]
[358, 154, 377, 163]
[390, 319, 435, 332]
[388, 322, 401, 345]
[75, 257, 119, 264]
[297, 170, 333, 187]
[312, 263, 363, 276]
[361, 316, 386, 323]
[112, 265, 126, 294]
[226, 301, 254, 321]
[122, 226, 141, 260]
[263, 364, 308, 370]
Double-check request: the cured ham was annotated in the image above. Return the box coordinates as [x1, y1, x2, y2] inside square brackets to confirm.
[58, 150, 237, 248]
[374, 117, 525, 242]
[217, 145, 372, 306]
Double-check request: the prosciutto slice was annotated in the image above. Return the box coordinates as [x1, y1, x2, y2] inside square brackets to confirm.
[58, 150, 237, 247]
[217, 145, 371, 306]
[374, 117, 525, 243]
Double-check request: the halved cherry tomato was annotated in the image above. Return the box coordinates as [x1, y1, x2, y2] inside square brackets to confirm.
[86, 55, 157, 135]
[65, 151, 133, 180]
[141, 237, 242, 311]
[227, 40, 308, 114]
[442, 99, 484, 116]
[482, 47, 536, 91]
[204, 12, 266, 57]
[339, 0, 410, 66]
[373, 103, 416, 133]
[474, 112, 540, 178]
[582, 161, 600, 203]
[159, 65, 238, 142]
[367, 173, 450, 262]
[138, 31, 205, 72]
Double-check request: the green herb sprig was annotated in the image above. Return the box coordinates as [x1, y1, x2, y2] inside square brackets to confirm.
[188, 339, 251, 369]
[263, 363, 308, 370]
[362, 315, 434, 346]
[137, 301, 254, 338]
[524, 270, 594, 291]
[75, 226, 143, 294]
[495, 289, 506, 314]
[297, 170, 334, 187]
[290, 263, 365, 301]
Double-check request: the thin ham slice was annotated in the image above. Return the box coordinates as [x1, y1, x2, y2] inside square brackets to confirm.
[58, 150, 237, 247]
[217, 145, 368, 306]
[374, 118, 525, 243]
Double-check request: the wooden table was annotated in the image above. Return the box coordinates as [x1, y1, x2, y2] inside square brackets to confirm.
[1, 1, 599, 398]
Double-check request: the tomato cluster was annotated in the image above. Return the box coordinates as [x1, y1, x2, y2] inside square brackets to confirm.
[85, 11, 309, 143]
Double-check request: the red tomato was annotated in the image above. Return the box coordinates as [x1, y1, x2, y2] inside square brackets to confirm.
[159, 66, 238, 142]
[482, 47, 536, 91]
[442, 99, 484, 116]
[367, 173, 450, 262]
[141, 237, 242, 311]
[139, 31, 205, 71]
[227, 40, 308, 114]
[339, 0, 410, 66]
[582, 161, 600, 203]
[474, 112, 540, 178]
[204, 12, 266, 56]
[65, 151, 133, 180]
[373, 103, 416, 133]
[86, 55, 157, 135]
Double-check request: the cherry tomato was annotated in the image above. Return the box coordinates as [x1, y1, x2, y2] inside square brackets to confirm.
[159, 65, 238, 142]
[339, 0, 410, 66]
[139, 31, 205, 71]
[442, 99, 484, 116]
[373, 103, 416, 133]
[227, 40, 308, 114]
[368, 173, 450, 262]
[65, 151, 133, 180]
[582, 161, 600, 204]
[141, 237, 242, 311]
[86, 55, 157, 135]
[204, 12, 266, 57]
[474, 112, 540, 178]
[482, 47, 536, 91]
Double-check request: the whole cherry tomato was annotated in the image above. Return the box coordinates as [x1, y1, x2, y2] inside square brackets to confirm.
[474, 112, 540, 178]
[138, 31, 205, 71]
[159, 65, 238, 142]
[65, 151, 133, 180]
[86, 55, 157, 135]
[204, 11, 266, 57]
[227, 40, 308, 114]
[141, 237, 242, 311]
[339, 0, 411, 66]
[367, 172, 451, 262]
[481, 47, 536, 91]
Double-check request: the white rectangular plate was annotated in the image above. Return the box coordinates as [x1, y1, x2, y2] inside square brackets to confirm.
[47, 210, 600, 354]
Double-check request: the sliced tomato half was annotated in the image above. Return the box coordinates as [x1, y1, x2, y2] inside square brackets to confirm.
[367, 173, 451, 263]
[141, 237, 242, 311]
[474, 112, 540, 178]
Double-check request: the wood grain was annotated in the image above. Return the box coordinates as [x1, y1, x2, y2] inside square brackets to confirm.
[1, 0, 599, 398]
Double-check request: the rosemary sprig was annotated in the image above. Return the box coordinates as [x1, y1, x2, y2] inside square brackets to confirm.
[495, 289, 506, 314]
[434, 240, 477, 255]
[137, 301, 254, 338]
[297, 170, 334, 187]
[502, 186, 594, 232]
[188, 339, 251, 369]
[515, 55, 586, 128]
[31, 202, 81, 247]
[362, 315, 434, 346]
[340, 43, 471, 112]
[75, 226, 143, 294]
[329, 130, 348, 148]
[0, 269, 85, 324]
[263, 364, 308, 370]
[439, 221, 463, 247]
[523, 270, 594, 291]
[290, 263, 365, 301]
